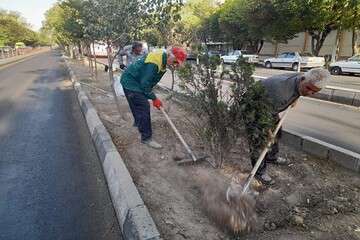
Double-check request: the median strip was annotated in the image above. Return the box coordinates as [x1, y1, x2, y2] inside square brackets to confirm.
[282, 130, 360, 173]
[63, 55, 162, 240]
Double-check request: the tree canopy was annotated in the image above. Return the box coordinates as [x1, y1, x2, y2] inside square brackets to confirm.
[42, 0, 360, 56]
[0, 9, 48, 47]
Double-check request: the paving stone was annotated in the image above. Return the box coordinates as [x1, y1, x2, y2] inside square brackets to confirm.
[85, 108, 102, 134]
[353, 93, 360, 107]
[103, 152, 145, 227]
[328, 145, 360, 172]
[332, 90, 356, 105]
[123, 205, 161, 240]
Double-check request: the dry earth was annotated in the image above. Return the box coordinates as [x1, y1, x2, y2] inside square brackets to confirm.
[67, 58, 360, 240]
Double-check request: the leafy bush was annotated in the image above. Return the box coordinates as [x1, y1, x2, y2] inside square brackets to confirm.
[178, 56, 275, 167]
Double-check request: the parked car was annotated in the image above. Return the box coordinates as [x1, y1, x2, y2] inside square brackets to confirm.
[15, 42, 26, 49]
[329, 55, 360, 75]
[220, 50, 259, 64]
[207, 50, 222, 58]
[264, 52, 325, 71]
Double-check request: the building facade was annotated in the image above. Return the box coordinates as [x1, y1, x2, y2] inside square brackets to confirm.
[260, 30, 359, 59]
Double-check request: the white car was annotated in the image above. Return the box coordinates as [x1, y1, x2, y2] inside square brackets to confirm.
[220, 50, 259, 64]
[329, 55, 360, 75]
[264, 52, 325, 71]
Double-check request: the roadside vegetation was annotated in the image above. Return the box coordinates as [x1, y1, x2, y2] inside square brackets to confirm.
[0, 9, 50, 48]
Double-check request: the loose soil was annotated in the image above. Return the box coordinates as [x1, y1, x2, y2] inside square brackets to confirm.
[67, 57, 360, 240]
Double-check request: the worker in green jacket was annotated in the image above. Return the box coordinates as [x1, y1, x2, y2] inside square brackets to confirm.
[120, 47, 187, 149]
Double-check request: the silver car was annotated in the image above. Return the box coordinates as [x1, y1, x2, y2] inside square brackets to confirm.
[264, 52, 325, 71]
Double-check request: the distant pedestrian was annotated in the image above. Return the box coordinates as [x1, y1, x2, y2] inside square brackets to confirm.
[118, 41, 146, 70]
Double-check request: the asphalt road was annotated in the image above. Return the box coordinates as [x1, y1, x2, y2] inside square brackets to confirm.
[284, 97, 360, 154]
[0, 51, 122, 240]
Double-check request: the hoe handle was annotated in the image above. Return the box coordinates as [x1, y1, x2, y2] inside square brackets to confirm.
[160, 108, 197, 162]
[242, 102, 297, 194]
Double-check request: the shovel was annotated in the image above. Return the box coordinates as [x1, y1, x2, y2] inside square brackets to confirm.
[160, 107, 208, 165]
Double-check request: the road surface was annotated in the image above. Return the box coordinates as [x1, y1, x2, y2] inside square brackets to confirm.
[284, 97, 360, 154]
[0, 51, 122, 239]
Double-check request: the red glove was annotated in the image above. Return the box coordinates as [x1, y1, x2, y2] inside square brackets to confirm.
[152, 98, 163, 110]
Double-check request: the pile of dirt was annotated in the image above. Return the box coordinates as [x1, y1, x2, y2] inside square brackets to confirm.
[69, 59, 360, 240]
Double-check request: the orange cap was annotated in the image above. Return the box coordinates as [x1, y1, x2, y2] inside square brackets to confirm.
[171, 47, 187, 64]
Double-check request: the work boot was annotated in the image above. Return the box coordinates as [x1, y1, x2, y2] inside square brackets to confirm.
[271, 157, 290, 165]
[142, 139, 162, 149]
[255, 173, 274, 185]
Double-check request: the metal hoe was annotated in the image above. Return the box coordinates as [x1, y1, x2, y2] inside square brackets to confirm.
[160, 107, 208, 165]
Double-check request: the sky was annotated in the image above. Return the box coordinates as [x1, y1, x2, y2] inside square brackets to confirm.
[0, 0, 57, 31]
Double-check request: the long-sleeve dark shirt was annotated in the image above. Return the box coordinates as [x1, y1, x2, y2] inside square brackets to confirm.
[260, 73, 303, 113]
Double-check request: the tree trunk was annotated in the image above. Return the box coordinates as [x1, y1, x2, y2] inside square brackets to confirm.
[87, 45, 91, 68]
[273, 41, 279, 56]
[87, 44, 94, 76]
[352, 28, 359, 56]
[78, 42, 83, 59]
[257, 40, 264, 54]
[310, 34, 316, 56]
[92, 42, 98, 78]
[171, 69, 175, 91]
[302, 32, 309, 53]
[246, 40, 254, 52]
[70, 44, 75, 59]
[331, 29, 342, 62]
[65, 45, 69, 57]
[79, 42, 85, 62]
[310, 28, 332, 56]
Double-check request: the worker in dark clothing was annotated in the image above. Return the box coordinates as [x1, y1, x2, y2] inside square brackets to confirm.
[244, 68, 331, 184]
[120, 47, 187, 149]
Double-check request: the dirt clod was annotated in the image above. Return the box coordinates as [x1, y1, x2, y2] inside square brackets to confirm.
[200, 172, 257, 233]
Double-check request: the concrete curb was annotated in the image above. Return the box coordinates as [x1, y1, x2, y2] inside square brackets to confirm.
[62, 56, 162, 240]
[282, 130, 360, 173]
[312, 86, 360, 107]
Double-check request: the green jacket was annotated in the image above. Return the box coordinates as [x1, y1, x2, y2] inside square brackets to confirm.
[120, 49, 167, 100]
